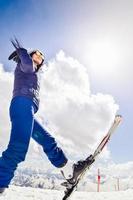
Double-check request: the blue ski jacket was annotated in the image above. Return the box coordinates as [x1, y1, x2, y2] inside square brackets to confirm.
[12, 48, 41, 111]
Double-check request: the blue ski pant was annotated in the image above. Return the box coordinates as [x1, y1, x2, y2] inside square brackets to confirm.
[0, 96, 67, 188]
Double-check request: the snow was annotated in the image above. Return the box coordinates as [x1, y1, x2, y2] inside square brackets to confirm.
[0, 185, 133, 200]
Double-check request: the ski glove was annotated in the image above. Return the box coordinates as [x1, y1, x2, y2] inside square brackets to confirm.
[8, 50, 20, 63]
[9, 37, 23, 63]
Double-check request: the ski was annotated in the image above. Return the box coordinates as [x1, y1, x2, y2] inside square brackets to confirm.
[62, 115, 122, 200]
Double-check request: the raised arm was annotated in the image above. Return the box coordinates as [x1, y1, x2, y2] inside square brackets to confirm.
[17, 48, 35, 73]
[10, 37, 35, 73]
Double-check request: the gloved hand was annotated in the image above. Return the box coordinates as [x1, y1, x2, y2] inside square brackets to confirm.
[8, 50, 20, 63]
[9, 37, 23, 63]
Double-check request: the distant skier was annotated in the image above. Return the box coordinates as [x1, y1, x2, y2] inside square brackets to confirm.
[0, 38, 89, 193]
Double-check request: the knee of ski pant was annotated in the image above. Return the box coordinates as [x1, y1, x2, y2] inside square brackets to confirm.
[2, 142, 29, 166]
[32, 129, 57, 147]
[32, 130, 45, 145]
[31, 119, 54, 146]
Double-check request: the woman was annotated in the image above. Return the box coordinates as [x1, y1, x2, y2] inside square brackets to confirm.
[0, 39, 88, 193]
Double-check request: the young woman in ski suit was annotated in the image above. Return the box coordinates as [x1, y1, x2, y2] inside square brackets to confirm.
[0, 39, 68, 192]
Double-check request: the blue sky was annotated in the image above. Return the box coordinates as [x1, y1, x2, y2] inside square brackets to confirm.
[0, 0, 132, 163]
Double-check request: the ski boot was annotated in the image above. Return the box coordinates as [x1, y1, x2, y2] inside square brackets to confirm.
[61, 154, 95, 187]
[0, 188, 6, 193]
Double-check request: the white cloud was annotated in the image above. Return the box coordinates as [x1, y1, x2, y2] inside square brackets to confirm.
[107, 161, 133, 178]
[0, 64, 13, 151]
[36, 50, 119, 158]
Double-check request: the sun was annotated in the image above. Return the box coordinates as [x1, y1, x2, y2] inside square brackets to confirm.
[88, 39, 120, 77]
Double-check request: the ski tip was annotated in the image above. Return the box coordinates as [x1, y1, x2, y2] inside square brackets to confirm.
[115, 114, 122, 117]
[115, 115, 122, 123]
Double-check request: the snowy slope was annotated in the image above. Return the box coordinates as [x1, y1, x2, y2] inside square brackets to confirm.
[0, 185, 133, 200]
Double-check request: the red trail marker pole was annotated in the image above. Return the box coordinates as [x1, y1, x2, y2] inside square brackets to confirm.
[97, 168, 101, 192]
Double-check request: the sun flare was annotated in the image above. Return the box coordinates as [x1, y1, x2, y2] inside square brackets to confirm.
[88, 40, 120, 76]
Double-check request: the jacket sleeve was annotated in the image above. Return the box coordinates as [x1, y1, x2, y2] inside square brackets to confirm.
[17, 48, 35, 73]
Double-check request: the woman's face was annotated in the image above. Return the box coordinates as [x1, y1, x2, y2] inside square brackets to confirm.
[32, 51, 43, 65]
